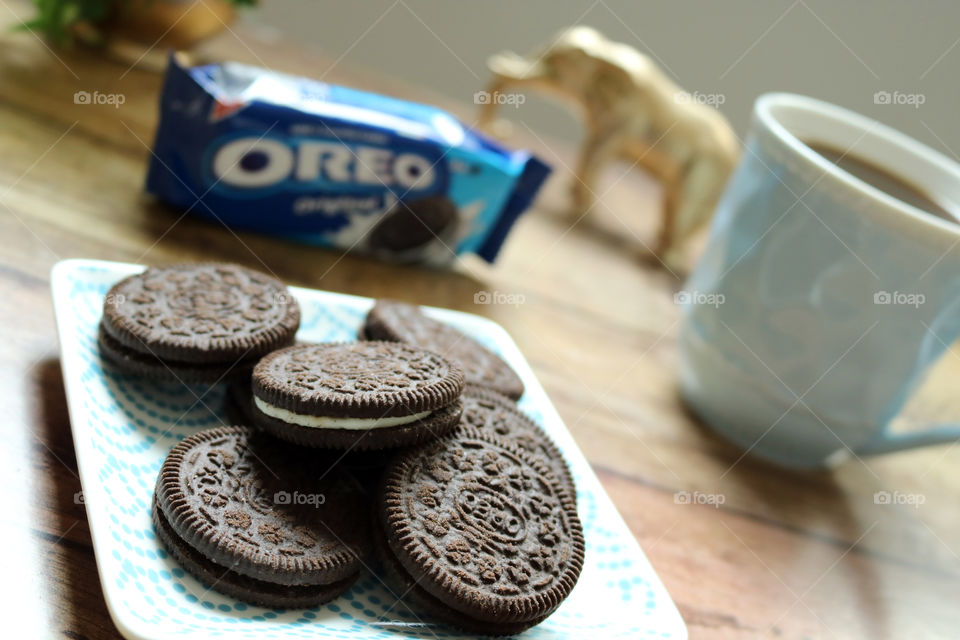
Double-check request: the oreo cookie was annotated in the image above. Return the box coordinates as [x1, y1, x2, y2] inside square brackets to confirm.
[461, 385, 575, 500]
[363, 300, 524, 399]
[368, 196, 459, 262]
[225, 381, 398, 483]
[152, 498, 353, 608]
[99, 323, 251, 384]
[250, 342, 465, 450]
[100, 263, 300, 383]
[154, 426, 369, 607]
[377, 427, 584, 634]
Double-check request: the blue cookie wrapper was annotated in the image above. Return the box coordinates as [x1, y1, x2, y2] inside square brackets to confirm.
[146, 55, 550, 264]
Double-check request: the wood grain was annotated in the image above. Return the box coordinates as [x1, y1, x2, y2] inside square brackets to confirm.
[1, 3, 958, 637]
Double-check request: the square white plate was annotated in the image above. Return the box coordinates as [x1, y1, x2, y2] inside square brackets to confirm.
[51, 258, 686, 640]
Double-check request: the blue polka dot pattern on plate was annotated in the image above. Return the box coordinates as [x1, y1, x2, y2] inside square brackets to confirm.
[52, 260, 686, 640]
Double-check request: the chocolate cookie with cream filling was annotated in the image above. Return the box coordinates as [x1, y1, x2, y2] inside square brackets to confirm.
[250, 342, 464, 450]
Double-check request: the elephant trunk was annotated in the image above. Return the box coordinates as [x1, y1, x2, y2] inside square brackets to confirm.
[486, 51, 546, 84]
[476, 52, 546, 130]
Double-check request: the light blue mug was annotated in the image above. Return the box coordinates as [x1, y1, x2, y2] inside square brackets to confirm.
[678, 93, 960, 469]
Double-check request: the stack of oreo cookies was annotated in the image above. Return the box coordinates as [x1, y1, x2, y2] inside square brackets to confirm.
[152, 427, 369, 608]
[98, 263, 300, 383]
[100, 264, 581, 634]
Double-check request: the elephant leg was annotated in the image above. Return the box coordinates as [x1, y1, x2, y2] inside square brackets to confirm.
[571, 132, 620, 213]
[658, 157, 728, 267]
[655, 174, 680, 261]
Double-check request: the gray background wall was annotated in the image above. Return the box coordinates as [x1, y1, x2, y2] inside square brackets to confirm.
[244, 0, 959, 157]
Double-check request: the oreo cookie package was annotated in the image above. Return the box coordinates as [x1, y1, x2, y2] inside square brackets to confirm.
[146, 56, 550, 264]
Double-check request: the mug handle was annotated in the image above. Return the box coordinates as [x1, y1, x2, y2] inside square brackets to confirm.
[859, 424, 960, 455]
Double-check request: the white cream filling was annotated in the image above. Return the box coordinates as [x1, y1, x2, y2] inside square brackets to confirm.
[254, 396, 432, 430]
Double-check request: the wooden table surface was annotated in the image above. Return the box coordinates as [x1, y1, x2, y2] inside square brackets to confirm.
[2, 4, 960, 639]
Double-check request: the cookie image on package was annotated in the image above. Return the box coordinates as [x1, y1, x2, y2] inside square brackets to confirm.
[153, 426, 369, 608]
[363, 299, 524, 399]
[250, 341, 465, 450]
[99, 263, 300, 383]
[376, 427, 584, 635]
[461, 385, 576, 500]
[367, 196, 459, 262]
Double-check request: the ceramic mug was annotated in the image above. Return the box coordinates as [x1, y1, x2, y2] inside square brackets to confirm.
[678, 93, 960, 469]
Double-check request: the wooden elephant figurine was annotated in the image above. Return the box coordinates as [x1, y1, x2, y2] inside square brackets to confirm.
[478, 26, 740, 268]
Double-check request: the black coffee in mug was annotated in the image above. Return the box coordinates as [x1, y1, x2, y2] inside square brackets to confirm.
[806, 141, 959, 222]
